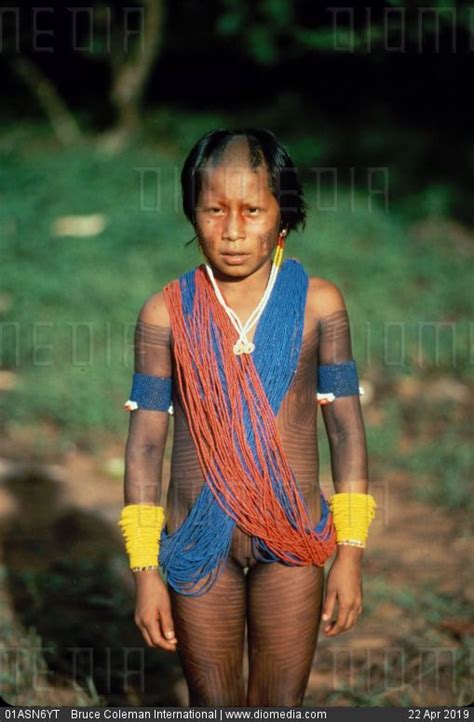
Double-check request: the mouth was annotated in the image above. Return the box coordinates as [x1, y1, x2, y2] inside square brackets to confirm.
[221, 252, 249, 256]
[221, 252, 250, 264]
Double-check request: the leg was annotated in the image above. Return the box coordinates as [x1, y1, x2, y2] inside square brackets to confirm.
[168, 556, 247, 706]
[246, 562, 325, 707]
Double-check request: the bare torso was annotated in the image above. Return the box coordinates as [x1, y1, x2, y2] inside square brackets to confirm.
[165, 277, 323, 570]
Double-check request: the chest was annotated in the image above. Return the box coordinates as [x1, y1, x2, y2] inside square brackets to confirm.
[221, 295, 318, 349]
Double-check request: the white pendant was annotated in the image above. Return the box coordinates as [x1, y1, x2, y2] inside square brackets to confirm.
[205, 260, 281, 359]
[233, 339, 255, 355]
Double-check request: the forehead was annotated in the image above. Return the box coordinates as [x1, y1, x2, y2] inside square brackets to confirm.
[199, 164, 271, 199]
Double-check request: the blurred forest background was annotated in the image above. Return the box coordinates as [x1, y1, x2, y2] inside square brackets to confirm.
[0, 0, 472, 709]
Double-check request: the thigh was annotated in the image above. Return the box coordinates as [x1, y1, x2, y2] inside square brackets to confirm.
[167, 556, 247, 707]
[246, 562, 325, 707]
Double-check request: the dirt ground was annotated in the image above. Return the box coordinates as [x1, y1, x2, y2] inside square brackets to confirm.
[0, 426, 472, 707]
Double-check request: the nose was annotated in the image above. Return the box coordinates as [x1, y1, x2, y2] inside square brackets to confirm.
[222, 209, 245, 241]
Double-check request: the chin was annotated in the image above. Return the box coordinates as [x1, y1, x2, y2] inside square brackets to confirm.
[206, 255, 253, 274]
[213, 264, 250, 279]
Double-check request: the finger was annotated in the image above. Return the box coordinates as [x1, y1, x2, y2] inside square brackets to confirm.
[321, 590, 337, 628]
[344, 607, 358, 631]
[347, 599, 363, 625]
[159, 606, 178, 645]
[326, 604, 351, 636]
[144, 616, 177, 651]
[136, 621, 154, 648]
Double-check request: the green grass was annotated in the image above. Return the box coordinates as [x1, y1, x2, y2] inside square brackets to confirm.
[364, 577, 473, 624]
[398, 405, 473, 511]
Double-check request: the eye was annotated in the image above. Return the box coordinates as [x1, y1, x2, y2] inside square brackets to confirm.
[246, 207, 260, 215]
[209, 207, 224, 214]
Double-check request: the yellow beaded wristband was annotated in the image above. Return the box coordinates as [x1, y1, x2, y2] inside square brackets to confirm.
[329, 492, 376, 548]
[118, 504, 166, 571]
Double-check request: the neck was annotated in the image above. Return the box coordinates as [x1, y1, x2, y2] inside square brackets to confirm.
[206, 258, 274, 300]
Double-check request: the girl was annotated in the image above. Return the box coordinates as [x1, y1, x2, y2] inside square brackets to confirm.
[119, 129, 376, 707]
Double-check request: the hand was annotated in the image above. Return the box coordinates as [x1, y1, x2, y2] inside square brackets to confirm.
[134, 570, 178, 651]
[321, 550, 363, 637]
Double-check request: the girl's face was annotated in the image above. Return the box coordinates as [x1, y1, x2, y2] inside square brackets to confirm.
[194, 141, 282, 280]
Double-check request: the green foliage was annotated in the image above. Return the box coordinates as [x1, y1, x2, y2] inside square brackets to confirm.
[216, 0, 295, 64]
[0, 136, 197, 444]
[398, 409, 473, 511]
[214, 0, 469, 62]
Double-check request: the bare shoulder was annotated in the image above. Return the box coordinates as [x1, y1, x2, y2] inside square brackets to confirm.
[307, 276, 348, 320]
[137, 288, 171, 328]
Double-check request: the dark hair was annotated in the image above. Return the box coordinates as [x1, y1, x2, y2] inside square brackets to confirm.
[181, 128, 307, 247]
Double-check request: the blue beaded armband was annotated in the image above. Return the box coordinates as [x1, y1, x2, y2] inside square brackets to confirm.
[124, 372, 173, 414]
[317, 360, 364, 402]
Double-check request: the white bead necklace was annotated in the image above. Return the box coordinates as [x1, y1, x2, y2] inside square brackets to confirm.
[204, 256, 281, 355]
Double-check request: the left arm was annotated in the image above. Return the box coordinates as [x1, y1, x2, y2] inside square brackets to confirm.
[315, 278, 370, 636]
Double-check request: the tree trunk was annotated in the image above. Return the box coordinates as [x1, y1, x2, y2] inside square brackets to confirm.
[9, 55, 82, 146]
[98, 0, 164, 153]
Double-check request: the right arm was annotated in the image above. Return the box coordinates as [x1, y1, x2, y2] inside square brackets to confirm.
[124, 290, 172, 507]
[123, 289, 178, 651]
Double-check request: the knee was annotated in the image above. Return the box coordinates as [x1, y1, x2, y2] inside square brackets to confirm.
[189, 689, 245, 707]
[188, 674, 246, 707]
[247, 690, 305, 707]
[247, 682, 305, 707]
